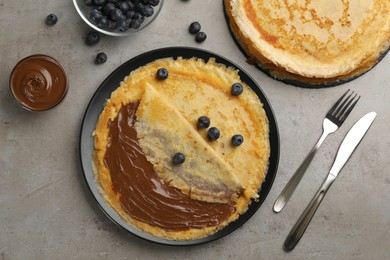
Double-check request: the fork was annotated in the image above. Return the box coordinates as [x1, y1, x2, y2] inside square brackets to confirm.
[273, 89, 360, 213]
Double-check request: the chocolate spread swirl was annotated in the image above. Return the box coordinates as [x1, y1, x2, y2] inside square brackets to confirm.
[104, 101, 236, 231]
[10, 55, 68, 111]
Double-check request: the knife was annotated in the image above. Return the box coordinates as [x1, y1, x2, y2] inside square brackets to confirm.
[283, 112, 377, 252]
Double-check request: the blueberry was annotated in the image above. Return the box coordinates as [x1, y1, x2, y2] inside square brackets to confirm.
[110, 8, 122, 21]
[86, 31, 100, 45]
[195, 31, 207, 43]
[93, 0, 107, 6]
[208, 127, 220, 141]
[107, 20, 117, 30]
[231, 83, 243, 96]
[149, 0, 160, 6]
[189, 21, 201, 34]
[125, 18, 133, 27]
[118, 1, 130, 13]
[89, 9, 103, 23]
[103, 3, 116, 15]
[137, 14, 145, 24]
[130, 19, 141, 29]
[95, 52, 107, 64]
[116, 19, 128, 32]
[84, 0, 93, 6]
[142, 5, 154, 17]
[97, 16, 109, 28]
[126, 10, 136, 18]
[172, 152, 185, 165]
[135, 2, 145, 12]
[197, 116, 210, 129]
[133, 12, 143, 20]
[127, 1, 135, 10]
[45, 14, 58, 26]
[231, 134, 244, 146]
[157, 68, 168, 80]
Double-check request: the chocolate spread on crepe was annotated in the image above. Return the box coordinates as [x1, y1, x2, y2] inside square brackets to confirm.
[104, 101, 236, 231]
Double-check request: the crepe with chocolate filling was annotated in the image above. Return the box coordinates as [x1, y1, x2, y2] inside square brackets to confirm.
[224, 0, 390, 85]
[135, 84, 243, 203]
[93, 57, 270, 240]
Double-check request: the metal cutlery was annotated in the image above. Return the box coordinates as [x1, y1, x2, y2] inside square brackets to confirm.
[273, 90, 360, 213]
[283, 112, 377, 252]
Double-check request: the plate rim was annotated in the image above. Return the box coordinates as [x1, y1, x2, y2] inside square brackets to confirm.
[79, 46, 280, 246]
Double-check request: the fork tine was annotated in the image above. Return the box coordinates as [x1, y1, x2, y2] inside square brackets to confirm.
[327, 89, 350, 116]
[339, 95, 360, 122]
[335, 92, 356, 118]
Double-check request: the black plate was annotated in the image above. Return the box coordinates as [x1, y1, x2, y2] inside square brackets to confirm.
[222, 0, 390, 88]
[79, 47, 280, 246]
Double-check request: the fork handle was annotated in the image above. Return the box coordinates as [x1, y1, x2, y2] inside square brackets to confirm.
[273, 130, 330, 213]
[283, 173, 336, 252]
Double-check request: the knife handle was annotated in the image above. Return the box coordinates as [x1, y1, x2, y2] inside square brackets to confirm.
[283, 173, 336, 252]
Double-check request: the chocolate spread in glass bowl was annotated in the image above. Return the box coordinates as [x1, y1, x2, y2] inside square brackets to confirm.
[9, 54, 68, 111]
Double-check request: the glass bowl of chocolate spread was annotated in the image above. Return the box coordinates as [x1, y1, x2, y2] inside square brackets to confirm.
[9, 54, 68, 111]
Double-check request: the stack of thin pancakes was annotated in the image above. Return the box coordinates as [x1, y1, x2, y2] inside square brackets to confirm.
[93, 57, 270, 240]
[225, 0, 390, 86]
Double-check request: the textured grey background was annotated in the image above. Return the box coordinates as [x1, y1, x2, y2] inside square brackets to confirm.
[1, 1, 389, 259]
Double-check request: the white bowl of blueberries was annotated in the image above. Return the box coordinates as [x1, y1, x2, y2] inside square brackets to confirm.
[73, 0, 163, 36]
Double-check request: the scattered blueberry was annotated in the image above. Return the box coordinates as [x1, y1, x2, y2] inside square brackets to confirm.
[86, 31, 100, 45]
[231, 134, 244, 146]
[231, 83, 243, 96]
[45, 14, 58, 26]
[157, 68, 168, 80]
[195, 31, 207, 43]
[189, 21, 201, 34]
[197, 116, 210, 129]
[208, 127, 220, 141]
[172, 152, 185, 164]
[95, 52, 107, 64]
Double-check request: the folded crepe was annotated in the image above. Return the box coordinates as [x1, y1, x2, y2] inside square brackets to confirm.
[135, 84, 243, 203]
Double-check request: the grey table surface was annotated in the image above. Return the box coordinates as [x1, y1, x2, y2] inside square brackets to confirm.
[1, 1, 389, 259]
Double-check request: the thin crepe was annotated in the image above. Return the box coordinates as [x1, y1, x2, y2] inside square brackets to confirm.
[135, 84, 243, 203]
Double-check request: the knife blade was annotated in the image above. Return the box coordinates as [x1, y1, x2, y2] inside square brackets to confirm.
[283, 112, 377, 252]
